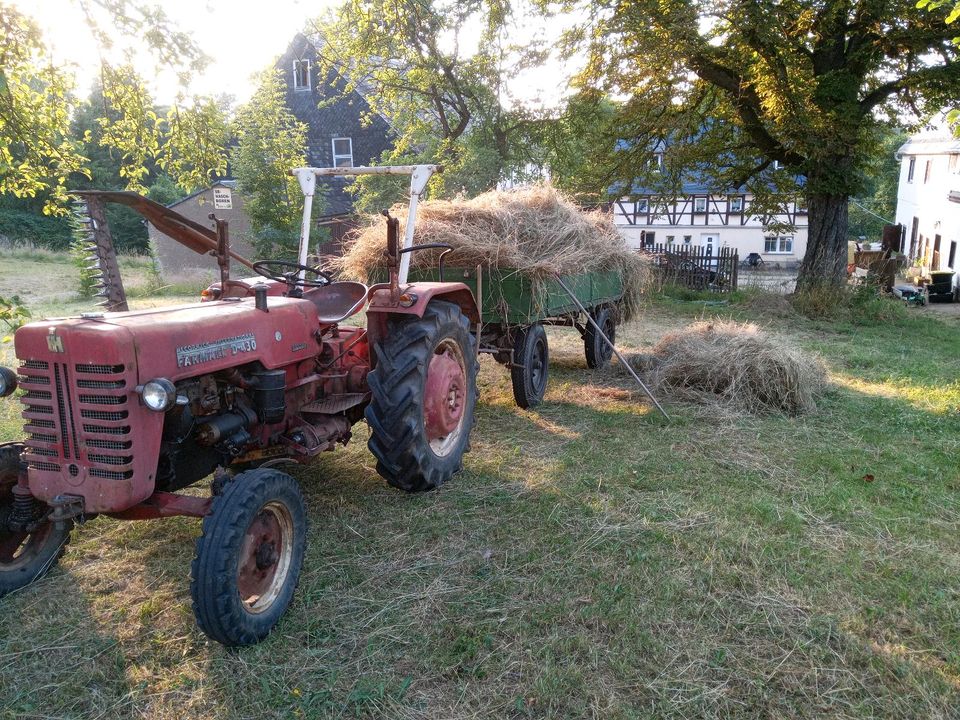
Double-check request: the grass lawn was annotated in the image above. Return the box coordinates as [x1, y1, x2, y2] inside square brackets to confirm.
[1, 253, 959, 718]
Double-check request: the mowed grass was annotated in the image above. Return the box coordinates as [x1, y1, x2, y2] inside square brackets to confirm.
[1, 253, 959, 718]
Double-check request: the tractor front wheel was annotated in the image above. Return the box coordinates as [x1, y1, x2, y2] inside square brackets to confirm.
[366, 300, 478, 492]
[190, 468, 307, 646]
[0, 443, 71, 597]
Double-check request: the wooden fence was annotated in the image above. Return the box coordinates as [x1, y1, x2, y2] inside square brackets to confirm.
[642, 244, 739, 293]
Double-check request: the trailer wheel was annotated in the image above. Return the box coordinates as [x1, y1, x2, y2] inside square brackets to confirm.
[366, 300, 478, 492]
[511, 323, 549, 408]
[0, 443, 71, 597]
[584, 307, 616, 369]
[191, 468, 307, 646]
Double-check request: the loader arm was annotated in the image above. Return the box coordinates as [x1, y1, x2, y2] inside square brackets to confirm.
[74, 191, 255, 270]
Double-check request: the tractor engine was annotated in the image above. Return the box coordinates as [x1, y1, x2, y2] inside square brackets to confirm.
[10, 296, 366, 515]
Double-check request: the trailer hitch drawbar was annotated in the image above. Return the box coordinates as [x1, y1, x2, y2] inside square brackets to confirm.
[553, 274, 670, 421]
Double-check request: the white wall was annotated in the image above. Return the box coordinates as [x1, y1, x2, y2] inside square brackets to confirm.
[894, 129, 960, 287]
[612, 195, 808, 265]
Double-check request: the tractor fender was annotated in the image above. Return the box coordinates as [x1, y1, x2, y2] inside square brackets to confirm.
[365, 282, 479, 363]
[366, 282, 479, 324]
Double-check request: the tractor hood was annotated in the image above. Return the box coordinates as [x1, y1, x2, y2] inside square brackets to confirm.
[15, 296, 321, 384]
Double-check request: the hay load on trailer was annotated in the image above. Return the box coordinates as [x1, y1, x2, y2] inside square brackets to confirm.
[338, 186, 652, 408]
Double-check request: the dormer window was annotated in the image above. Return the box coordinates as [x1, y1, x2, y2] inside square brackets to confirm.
[293, 59, 310, 90]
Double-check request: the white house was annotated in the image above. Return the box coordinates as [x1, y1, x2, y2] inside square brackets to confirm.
[612, 181, 808, 266]
[893, 126, 960, 288]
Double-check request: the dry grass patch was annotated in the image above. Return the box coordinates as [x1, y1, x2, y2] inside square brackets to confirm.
[633, 319, 827, 416]
[336, 185, 651, 319]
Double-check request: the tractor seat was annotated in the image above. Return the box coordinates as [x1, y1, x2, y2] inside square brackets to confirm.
[302, 281, 368, 324]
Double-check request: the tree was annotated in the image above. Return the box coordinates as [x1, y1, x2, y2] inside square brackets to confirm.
[846, 126, 906, 241]
[310, 0, 540, 209]
[567, 0, 960, 291]
[0, 2, 227, 216]
[0, 6, 87, 213]
[230, 70, 320, 257]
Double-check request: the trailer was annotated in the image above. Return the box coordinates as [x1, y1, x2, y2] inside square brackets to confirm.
[397, 265, 625, 408]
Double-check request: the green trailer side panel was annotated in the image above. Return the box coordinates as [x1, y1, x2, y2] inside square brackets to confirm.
[374, 267, 622, 325]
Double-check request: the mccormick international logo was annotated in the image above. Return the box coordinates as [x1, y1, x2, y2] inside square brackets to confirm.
[176, 333, 257, 368]
[46, 328, 64, 353]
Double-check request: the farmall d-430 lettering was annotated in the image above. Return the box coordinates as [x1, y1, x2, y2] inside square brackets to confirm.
[0, 165, 479, 646]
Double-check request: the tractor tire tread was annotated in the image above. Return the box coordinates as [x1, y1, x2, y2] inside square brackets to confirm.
[0, 443, 72, 598]
[366, 301, 477, 493]
[190, 468, 307, 647]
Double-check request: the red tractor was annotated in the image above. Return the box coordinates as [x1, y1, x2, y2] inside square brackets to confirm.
[0, 165, 479, 646]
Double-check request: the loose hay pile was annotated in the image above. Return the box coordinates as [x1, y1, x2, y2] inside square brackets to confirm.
[336, 185, 650, 319]
[640, 320, 825, 415]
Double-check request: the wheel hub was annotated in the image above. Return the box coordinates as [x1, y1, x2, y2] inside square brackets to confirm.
[424, 348, 465, 440]
[237, 505, 292, 613]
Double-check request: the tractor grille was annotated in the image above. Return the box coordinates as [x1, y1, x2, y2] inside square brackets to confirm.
[19, 360, 135, 480]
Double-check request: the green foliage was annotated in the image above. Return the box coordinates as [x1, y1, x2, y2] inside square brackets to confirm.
[146, 174, 187, 206]
[0, 194, 71, 249]
[69, 215, 98, 299]
[0, 3, 228, 216]
[791, 283, 908, 325]
[312, 0, 540, 208]
[535, 93, 620, 201]
[158, 96, 230, 193]
[0, 7, 89, 214]
[847, 126, 907, 241]
[566, 0, 960, 288]
[97, 64, 161, 193]
[0, 294, 30, 342]
[230, 70, 317, 257]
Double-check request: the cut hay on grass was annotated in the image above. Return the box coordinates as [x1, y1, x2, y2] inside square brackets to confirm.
[636, 319, 826, 415]
[335, 185, 650, 319]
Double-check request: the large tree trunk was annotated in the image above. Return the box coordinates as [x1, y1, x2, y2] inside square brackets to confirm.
[795, 190, 849, 293]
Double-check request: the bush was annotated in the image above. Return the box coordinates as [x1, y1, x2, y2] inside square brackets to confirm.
[0, 207, 72, 249]
[791, 284, 907, 326]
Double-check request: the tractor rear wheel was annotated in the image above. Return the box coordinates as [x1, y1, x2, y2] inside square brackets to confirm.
[366, 300, 478, 492]
[190, 468, 307, 646]
[0, 443, 71, 597]
[510, 323, 549, 408]
[584, 307, 616, 369]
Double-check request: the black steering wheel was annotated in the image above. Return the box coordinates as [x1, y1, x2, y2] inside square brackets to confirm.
[252, 260, 332, 287]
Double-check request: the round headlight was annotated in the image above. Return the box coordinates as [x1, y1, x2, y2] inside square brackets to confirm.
[140, 378, 177, 412]
[0, 366, 17, 398]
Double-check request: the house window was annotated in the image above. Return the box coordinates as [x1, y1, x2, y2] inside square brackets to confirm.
[693, 197, 707, 213]
[683, 235, 692, 244]
[666, 235, 675, 244]
[907, 157, 916, 182]
[651, 153, 664, 170]
[729, 196, 743, 212]
[924, 160, 932, 184]
[772, 160, 782, 170]
[332, 137, 353, 168]
[293, 59, 311, 90]
[640, 230, 656, 248]
[949, 241, 957, 269]
[635, 199, 649, 214]
[764, 236, 793, 254]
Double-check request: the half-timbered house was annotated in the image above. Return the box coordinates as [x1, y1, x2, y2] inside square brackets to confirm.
[613, 180, 808, 267]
